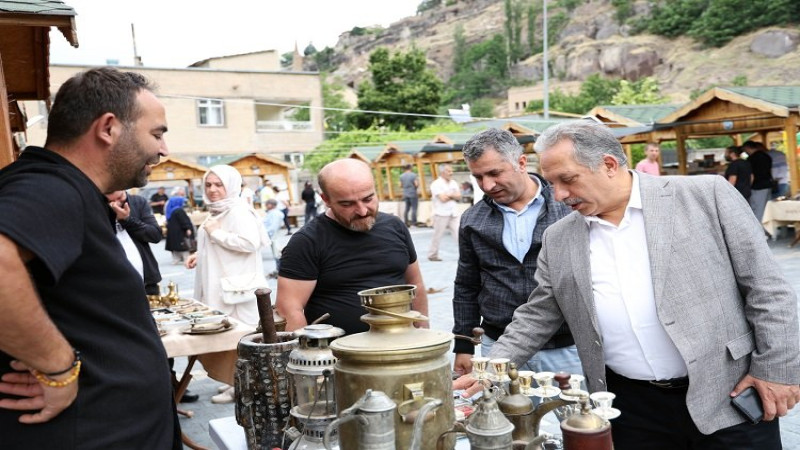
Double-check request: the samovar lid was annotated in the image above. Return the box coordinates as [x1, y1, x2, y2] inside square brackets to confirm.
[561, 396, 609, 432]
[330, 327, 452, 354]
[358, 390, 397, 413]
[294, 324, 345, 341]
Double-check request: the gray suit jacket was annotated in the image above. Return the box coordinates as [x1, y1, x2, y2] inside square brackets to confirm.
[491, 173, 800, 434]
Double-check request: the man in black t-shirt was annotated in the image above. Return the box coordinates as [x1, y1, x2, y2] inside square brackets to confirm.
[276, 159, 430, 334]
[742, 140, 772, 222]
[724, 146, 752, 199]
[0, 68, 179, 449]
[149, 186, 169, 214]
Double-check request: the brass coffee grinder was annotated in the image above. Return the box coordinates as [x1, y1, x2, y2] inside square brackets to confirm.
[286, 324, 345, 450]
[329, 285, 456, 450]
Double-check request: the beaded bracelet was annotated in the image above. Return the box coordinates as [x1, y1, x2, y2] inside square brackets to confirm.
[32, 360, 82, 388]
[44, 349, 81, 376]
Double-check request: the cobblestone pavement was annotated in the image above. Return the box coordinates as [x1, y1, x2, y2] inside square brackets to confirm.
[160, 222, 800, 449]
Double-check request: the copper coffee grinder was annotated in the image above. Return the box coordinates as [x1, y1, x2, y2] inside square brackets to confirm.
[285, 324, 345, 450]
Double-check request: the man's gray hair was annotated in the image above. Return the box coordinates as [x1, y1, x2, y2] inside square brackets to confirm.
[533, 120, 628, 171]
[463, 128, 523, 166]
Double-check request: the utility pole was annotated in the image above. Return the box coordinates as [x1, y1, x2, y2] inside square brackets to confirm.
[543, 0, 549, 120]
[131, 23, 142, 66]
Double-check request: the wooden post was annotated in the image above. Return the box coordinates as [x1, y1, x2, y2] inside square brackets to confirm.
[786, 114, 799, 196]
[386, 164, 395, 200]
[623, 144, 633, 167]
[0, 54, 15, 169]
[374, 165, 385, 200]
[416, 159, 428, 200]
[676, 130, 688, 175]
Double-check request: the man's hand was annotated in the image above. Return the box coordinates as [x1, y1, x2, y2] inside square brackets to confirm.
[185, 253, 197, 269]
[731, 374, 800, 421]
[108, 200, 130, 221]
[452, 373, 486, 399]
[453, 353, 473, 377]
[0, 360, 78, 424]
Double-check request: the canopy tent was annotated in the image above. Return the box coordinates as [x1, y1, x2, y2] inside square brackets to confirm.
[0, 0, 78, 167]
[657, 86, 800, 193]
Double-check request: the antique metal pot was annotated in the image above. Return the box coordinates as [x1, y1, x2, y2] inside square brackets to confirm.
[329, 285, 455, 450]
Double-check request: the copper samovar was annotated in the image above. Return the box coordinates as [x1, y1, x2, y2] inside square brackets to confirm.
[329, 285, 455, 450]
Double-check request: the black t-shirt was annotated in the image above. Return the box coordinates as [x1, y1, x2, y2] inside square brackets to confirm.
[279, 212, 417, 334]
[724, 159, 752, 199]
[0, 147, 177, 449]
[150, 192, 169, 214]
[748, 150, 772, 190]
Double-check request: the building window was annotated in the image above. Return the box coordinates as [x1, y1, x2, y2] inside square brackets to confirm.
[515, 102, 520, 110]
[197, 99, 225, 126]
[284, 153, 304, 167]
[522, 101, 527, 109]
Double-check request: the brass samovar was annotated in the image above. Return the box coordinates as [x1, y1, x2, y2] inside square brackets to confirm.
[329, 285, 455, 450]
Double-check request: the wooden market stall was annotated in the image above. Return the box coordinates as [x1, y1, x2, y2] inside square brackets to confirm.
[588, 104, 679, 165]
[0, 1, 78, 168]
[658, 86, 800, 193]
[149, 156, 208, 206]
[372, 141, 425, 201]
[222, 153, 295, 202]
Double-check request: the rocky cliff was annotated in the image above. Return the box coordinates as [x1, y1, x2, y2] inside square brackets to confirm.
[315, 0, 800, 108]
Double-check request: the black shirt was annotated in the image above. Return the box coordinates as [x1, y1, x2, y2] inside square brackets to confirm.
[150, 192, 169, 214]
[279, 212, 416, 334]
[748, 150, 772, 190]
[724, 159, 752, 199]
[0, 147, 178, 449]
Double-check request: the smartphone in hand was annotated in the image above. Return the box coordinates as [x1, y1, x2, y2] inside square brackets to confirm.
[731, 386, 764, 424]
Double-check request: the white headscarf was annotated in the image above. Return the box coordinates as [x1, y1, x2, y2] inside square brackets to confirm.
[203, 165, 243, 216]
[202, 164, 270, 248]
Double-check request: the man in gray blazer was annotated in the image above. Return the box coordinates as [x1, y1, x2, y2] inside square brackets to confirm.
[488, 120, 800, 449]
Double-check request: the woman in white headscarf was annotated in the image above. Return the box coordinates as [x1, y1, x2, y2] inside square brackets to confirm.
[186, 165, 270, 402]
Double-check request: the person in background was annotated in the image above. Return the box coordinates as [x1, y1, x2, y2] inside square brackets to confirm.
[768, 145, 789, 199]
[301, 181, 317, 225]
[259, 178, 275, 209]
[149, 186, 169, 215]
[742, 140, 772, 222]
[634, 142, 661, 176]
[240, 182, 255, 207]
[452, 128, 580, 385]
[185, 165, 269, 404]
[262, 198, 284, 276]
[275, 185, 293, 234]
[276, 159, 429, 335]
[399, 164, 419, 227]
[164, 188, 194, 265]
[428, 163, 461, 261]
[476, 120, 800, 450]
[0, 67, 179, 449]
[107, 190, 163, 295]
[724, 145, 752, 200]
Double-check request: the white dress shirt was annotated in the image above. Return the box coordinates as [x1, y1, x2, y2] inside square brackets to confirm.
[585, 171, 687, 380]
[115, 221, 144, 280]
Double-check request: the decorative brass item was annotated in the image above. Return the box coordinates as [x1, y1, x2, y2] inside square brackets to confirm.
[330, 285, 455, 450]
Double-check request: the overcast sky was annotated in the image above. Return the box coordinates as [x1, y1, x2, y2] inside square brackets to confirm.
[50, 0, 421, 68]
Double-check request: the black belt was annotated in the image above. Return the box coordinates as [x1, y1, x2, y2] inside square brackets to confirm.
[608, 368, 689, 390]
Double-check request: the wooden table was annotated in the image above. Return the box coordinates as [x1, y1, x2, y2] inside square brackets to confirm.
[762, 200, 800, 244]
[160, 313, 256, 450]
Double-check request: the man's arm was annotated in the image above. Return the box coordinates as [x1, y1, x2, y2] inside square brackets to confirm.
[275, 277, 317, 331]
[726, 174, 738, 186]
[404, 261, 429, 329]
[0, 234, 78, 423]
[451, 221, 483, 375]
[120, 197, 162, 244]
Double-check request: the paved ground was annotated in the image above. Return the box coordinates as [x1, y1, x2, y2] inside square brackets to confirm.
[158, 221, 800, 449]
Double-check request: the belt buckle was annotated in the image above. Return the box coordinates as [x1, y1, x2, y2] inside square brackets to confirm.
[648, 380, 673, 389]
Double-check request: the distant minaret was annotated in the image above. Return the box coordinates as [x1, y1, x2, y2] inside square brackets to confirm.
[131, 23, 143, 66]
[291, 41, 304, 72]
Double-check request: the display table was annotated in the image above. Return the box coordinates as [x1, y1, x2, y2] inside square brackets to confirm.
[159, 308, 256, 450]
[762, 200, 800, 242]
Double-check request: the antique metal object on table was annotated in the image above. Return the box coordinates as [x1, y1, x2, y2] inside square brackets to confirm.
[236, 287, 298, 450]
[463, 386, 516, 450]
[330, 284, 455, 450]
[286, 324, 345, 450]
[499, 364, 537, 446]
[559, 395, 612, 450]
[165, 281, 180, 305]
[323, 390, 396, 450]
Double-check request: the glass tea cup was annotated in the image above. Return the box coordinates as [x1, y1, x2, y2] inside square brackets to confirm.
[470, 356, 490, 381]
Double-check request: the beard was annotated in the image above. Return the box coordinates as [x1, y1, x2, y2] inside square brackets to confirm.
[330, 208, 378, 232]
[107, 127, 152, 191]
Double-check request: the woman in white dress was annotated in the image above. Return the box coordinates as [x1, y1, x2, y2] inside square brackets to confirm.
[186, 164, 269, 403]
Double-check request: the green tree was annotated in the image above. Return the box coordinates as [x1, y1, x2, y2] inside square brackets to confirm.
[351, 47, 444, 131]
[445, 34, 509, 105]
[321, 75, 352, 133]
[470, 98, 495, 119]
[611, 77, 670, 105]
[646, 0, 708, 38]
[611, 0, 634, 23]
[416, 0, 442, 14]
[527, 2, 537, 55]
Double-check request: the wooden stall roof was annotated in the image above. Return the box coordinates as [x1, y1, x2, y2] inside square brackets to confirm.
[346, 148, 373, 164]
[216, 152, 295, 176]
[150, 156, 207, 182]
[656, 86, 800, 189]
[0, 0, 78, 101]
[588, 104, 680, 144]
[349, 144, 384, 162]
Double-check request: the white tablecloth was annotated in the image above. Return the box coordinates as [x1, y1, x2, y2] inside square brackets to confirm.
[762, 200, 800, 237]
